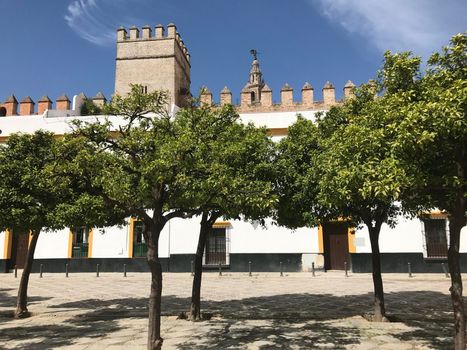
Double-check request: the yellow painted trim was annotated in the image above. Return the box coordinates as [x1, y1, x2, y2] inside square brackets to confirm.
[348, 227, 356, 253]
[213, 221, 231, 228]
[318, 225, 324, 253]
[67, 230, 73, 258]
[4, 230, 12, 259]
[266, 128, 288, 137]
[87, 229, 93, 258]
[419, 210, 448, 219]
[28, 231, 33, 247]
[128, 218, 135, 258]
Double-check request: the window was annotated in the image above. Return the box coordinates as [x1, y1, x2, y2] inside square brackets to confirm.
[250, 91, 256, 102]
[133, 221, 147, 257]
[0, 107, 6, 117]
[423, 218, 448, 259]
[205, 228, 226, 265]
[72, 227, 90, 258]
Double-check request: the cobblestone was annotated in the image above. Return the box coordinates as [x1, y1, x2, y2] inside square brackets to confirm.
[0, 271, 459, 349]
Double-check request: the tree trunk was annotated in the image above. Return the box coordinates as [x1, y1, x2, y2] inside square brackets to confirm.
[190, 212, 210, 321]
[368, 224, 386, 322]
[146, 225, 163, 350]
[15, 230, 40, 318]
[448, 211, 466, 349]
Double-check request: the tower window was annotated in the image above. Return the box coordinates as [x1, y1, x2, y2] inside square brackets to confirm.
[0, 107, 6, 117]
[250, 91, 256, 102]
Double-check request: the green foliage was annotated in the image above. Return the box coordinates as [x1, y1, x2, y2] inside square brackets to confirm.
[390, 32, 467, 214]
[0, 131, 120, 234]
[80, 99, 102, 116]
[275, 117, 321, 228]
[277, 82, 416, 229]
[378, 51, 421, 94]
[0, 132, 61, 232]
[175, 104, 276, 222]
[71, 84, 197, 225]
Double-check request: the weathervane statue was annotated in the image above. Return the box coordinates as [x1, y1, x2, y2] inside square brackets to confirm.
[250, 49, 258, 60]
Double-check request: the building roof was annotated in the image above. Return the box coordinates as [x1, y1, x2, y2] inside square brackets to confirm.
[20, 96, 34, 103]
[38, 96, 52, 103]
[56, 94, 70, 102]
[5, 95, 18, 103]
[323, 81, 334, 89]
[93, 92, 106, 100]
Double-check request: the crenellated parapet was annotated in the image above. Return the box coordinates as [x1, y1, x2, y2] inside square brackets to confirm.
[0, 93, 107, 116]
[200, 80, 356, 113]
[116, 24, 190, 64]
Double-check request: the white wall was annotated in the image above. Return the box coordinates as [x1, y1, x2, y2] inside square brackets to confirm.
[166, 216, 318, 255]
[230, 219, 317, 254]
[0, 231, 6, 259]
[354, 216, 467, 254]
[355, 217, 424, 253]
[34, 229, 69, 259]
[91, 226, 129, 258]
[458, 226, 467, 252]
[168, 217, 205, 254]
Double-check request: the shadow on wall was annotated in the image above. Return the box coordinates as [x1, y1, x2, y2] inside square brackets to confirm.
[0, 290, 458, 349]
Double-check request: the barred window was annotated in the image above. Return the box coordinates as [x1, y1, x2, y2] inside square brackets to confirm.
[423, 219, 448, 259]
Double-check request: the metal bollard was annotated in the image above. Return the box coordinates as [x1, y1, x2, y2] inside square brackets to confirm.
[280, 261, 283, 277]
[123, 264, 127, 278]
[344, 261, 348, 277]
[312, 262, 315, 277]
[248, 261, 252, 277]
[96, 264, 100, 277]
[65, 263, 69, 278]
[441, 263, 449, 278]
[14, 266, 17, 278]
[218, 263, 222, 276]
[39, 264, 43, 278]
[408, 262, 412, 278]
[191, 260, 194, 276]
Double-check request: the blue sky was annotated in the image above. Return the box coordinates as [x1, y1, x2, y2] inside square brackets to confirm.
[0, 0, 465, 105]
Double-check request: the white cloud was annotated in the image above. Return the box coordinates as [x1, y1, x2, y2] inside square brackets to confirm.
[65, 0, 143, 46]
[314, 0, 467, 58]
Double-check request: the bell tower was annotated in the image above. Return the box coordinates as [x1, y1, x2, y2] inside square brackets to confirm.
[114, 24, 191, 107]
[241, 50, 265, 104]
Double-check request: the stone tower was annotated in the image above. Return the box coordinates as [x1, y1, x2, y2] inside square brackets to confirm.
[241, 52, 265, 104]
[114, 24, 191, 107]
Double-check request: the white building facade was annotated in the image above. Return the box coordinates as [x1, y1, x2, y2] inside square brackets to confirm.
[0, 24, 464, 274]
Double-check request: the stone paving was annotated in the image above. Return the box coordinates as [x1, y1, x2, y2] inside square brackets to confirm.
[0, 270, 459, 349]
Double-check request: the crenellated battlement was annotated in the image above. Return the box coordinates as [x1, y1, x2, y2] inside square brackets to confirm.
[116, 24, 190, 65]
[0, 92, 107, 117]
[200, 80, 356, 113]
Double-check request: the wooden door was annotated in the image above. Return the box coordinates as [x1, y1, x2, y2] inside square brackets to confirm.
[323, 222, 349, 270]
[8, 233, 29, 269]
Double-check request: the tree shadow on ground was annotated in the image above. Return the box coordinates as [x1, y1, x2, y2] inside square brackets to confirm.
[0, 318, 123, 350]
[41, 290, 458, 348]
[0, 288, 52, 319]
[176, 318, 363, 349]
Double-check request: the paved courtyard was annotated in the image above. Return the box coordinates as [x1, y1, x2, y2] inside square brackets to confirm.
[0, 270, 459, 349]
